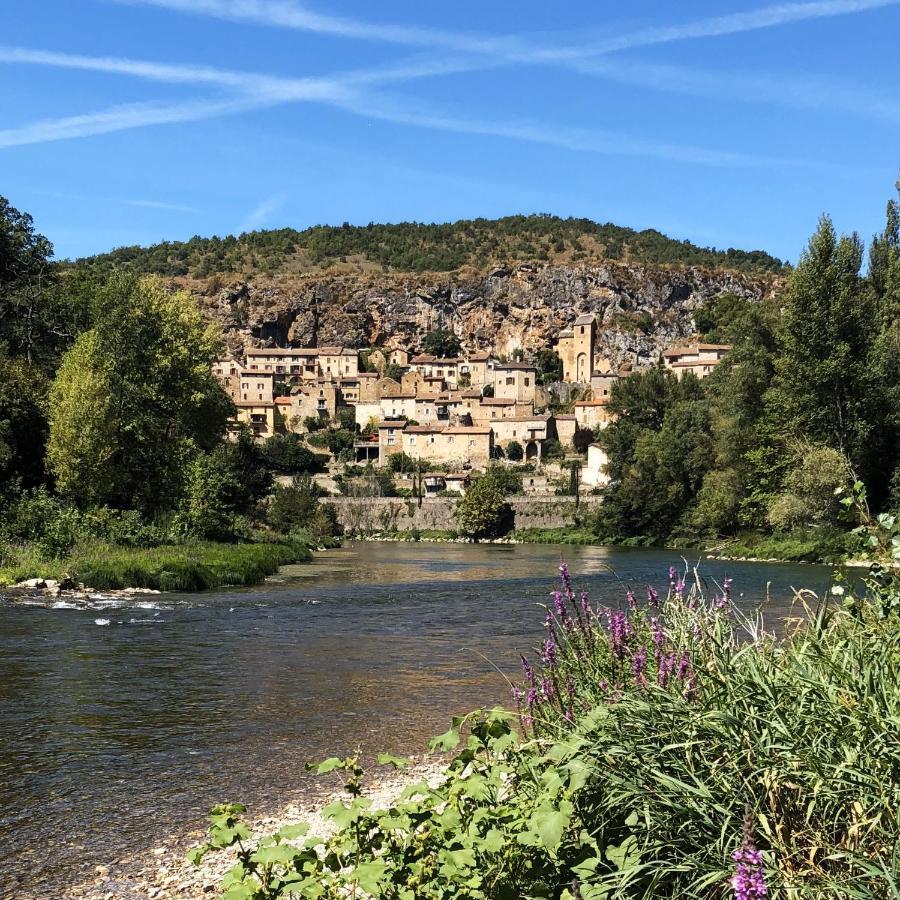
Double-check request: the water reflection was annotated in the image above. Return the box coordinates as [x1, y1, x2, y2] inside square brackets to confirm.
[0, 542, 835, 893]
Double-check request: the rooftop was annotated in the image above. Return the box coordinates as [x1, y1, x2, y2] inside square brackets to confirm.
[574, 314, 596, 325]
[575, 399, 610, 407]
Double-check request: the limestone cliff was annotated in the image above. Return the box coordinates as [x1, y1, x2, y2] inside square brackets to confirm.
[183, 261, 780, 368]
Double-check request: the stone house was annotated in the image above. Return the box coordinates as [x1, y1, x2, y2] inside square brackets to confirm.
[554, 414, 577, 447]
[490, 415, 551, 461]
[236, 370, 275, 404]
[582, 443, 610, 488]
[663, 344, 732, 379]
[590, 372, 619, 400]
[233, 401, 277, 440]
[287, 380, 341, 427]
[493, 363, 538, 403]
[377, 421, 493, 468]
[574, 398, 615, 431]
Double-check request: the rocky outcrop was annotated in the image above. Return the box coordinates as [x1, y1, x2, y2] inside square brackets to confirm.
[185, 262, 780, 368]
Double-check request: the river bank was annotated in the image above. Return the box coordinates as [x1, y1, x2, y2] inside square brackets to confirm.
[1, 543, 836, 894]
[0, 536, 336, 593]
[344, 525, 860, 565]
[63, 758, 445, 900]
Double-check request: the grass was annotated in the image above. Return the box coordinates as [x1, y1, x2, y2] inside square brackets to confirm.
[514, 526, 601, 544]
[0, 538, 314, 592]
[699, 527, 858, 564]
[195, 563, 900, 898]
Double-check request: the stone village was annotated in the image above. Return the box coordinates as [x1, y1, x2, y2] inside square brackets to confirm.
[212, 314, 731, 498]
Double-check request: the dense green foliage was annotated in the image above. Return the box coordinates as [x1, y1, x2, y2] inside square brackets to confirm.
[0, 196, 340, 588]
[456, 472, 514, 539]
[74, 215, 787, 278]
[193, 562, 900, 897]
[422, 328, 462, 358]
[593, 185, 900, 555]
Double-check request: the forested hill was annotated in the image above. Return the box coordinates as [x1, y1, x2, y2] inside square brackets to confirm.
[74, 215, 787, 277]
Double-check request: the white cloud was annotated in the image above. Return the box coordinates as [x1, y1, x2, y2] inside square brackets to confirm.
[110, 0, 525, 55]
[237, 193, 285, 232]
[332, 93, 827, 170]
[116, 0, 900, 60]
[0, 96, 264, 149]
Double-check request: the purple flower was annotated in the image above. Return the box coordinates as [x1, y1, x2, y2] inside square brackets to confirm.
[540, 637, 557, 668]
[626, 589, 637, 610]
[564, 708, 574, 723]
[580, 590, 591, 618]
[647, 586, 659, 607]
[526, 686, 538, 708]
[676, 653, 691, 681]
[552, 591, 570, 627]
[559, 560, 571, 591]
[657, 652, 675, 688]
[608, 610, 629, 658]
[731, 837, 767, 900]
[724, 576, 733, 597]
[675, 578, 686, 597]
[650, 617, 666, 650]
[511, 686, 523, 703]
[631, 647, 648, 687]
[566, 674, 575, 702]
[540, 676, 554, 700]
[521, 655, 536, 686]
[669, 565, 677, 582]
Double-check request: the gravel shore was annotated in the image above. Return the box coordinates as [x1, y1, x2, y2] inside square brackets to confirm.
[59, 757, 446, 900]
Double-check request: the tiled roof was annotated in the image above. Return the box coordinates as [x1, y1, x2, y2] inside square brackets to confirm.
[574, 314, 596, 325]
[574, 399, 610, 407]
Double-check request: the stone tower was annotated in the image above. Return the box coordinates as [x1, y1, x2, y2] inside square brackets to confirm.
[572, 314, 595, 383]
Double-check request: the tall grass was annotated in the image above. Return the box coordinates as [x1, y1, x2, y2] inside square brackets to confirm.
[194, 564, 900, 898]
[0, 539, 312, 591]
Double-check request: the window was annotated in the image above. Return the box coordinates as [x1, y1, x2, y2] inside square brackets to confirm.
[430, 436, 435, 444]
[409, 437, 416, 446]
[387, 436, 395, 446]
[580, 326, 585, 334]
[242, 383, 248, 389]
[506, 377, 514, 385]
[449, 436, 454, 443]
[469, 440, 475, 448]
[524, 378, 530, 386]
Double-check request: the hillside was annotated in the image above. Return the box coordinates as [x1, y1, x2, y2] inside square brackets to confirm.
[75, 215, 787, 278]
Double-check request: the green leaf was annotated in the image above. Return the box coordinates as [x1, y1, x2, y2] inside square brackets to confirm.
[482, 828, 505, 853]
[306, 757, 345, 774]
[351, 861, 388, 894]
[605, 835, 640, 872]
[530, 801, 573, 852]
[376, 752, 410, 768]
[429, 726, 461, 752]
[571, 856, 602, 879]
[185, 845, 208, 866]
[253, 844, 300, 865]
[277, 822, 311, 840]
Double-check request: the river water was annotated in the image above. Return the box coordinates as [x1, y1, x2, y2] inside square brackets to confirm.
[0, 542, 835, 895]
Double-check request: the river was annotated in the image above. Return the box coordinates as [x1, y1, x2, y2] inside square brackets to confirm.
[0, 542, 836, 895]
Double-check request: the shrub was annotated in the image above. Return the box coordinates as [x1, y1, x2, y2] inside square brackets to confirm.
[194, 563, 900, 898]
[267, 476, 322, 533]
[505, 440, 524, 461]
[262, 434, 326, 475]
[456, 475, 513, 539]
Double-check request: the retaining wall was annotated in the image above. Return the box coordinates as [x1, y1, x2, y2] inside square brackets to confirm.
[328, 495, 601, 534]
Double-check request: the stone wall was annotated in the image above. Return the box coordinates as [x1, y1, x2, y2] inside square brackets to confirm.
[328, 495, 601, 534]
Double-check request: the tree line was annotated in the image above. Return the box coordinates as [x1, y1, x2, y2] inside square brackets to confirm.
[592, 182, 900, 558]
[74, 214, 787, 279]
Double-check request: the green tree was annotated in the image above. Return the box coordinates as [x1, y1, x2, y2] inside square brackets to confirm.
[505, 440, 523, 461]
[536, 349, 563, 383]
[0, 355, 49, 498]
[262, 433, 326, 475]
[267, 476, 323, 532]
[768, 218, 878, 494]
[456, 475, 513, 539]
[47, 275, 232, 513]
[422, 328, 461, 358]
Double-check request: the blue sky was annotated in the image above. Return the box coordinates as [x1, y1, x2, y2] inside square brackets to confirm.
[1, 0, 899, 262]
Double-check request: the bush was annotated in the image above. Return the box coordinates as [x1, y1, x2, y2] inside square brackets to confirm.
[456, 475, 513, 539]
[481, 465, 523, 495]
[267, 476, 323, 533]
[505, 440, 524, 461]
[262, 434, 326, 475]
[194, 563, 900, 898]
